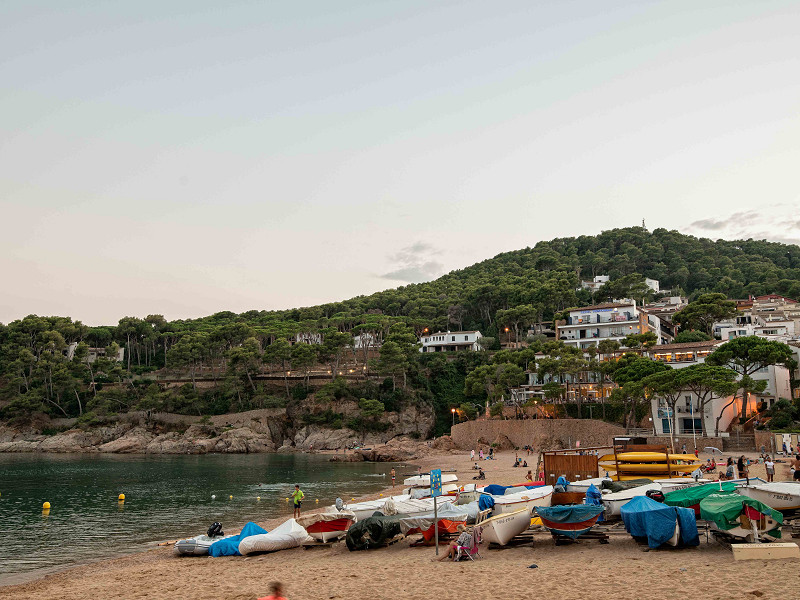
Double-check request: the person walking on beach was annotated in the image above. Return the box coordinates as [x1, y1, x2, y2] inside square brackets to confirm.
[471, 449, 475, 461]
[390, 468, 396, 488]
[258, 582, 286, 600]
[291, 485, 304, 518]
[792, 455, 800, 481]
[681, 444, 686, 455]
[479, 449, 483, 460]
[765, 456, 775, 482]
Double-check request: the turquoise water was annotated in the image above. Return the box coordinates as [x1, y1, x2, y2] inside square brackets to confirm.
[0, 453, 408, 586]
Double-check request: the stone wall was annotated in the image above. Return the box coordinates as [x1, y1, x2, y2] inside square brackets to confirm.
[450, 419, 626, 451]
[644, 436, 722, 452]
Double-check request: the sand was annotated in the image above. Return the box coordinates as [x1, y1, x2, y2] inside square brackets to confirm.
[2, 449, 799, 600]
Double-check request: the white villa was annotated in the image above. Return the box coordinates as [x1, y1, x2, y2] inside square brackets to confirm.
[420, 331, 482, 353]
[557, 300, 660, 350]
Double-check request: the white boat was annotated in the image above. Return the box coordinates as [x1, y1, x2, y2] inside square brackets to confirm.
[737, 482, 800, 511]
[238, 519, 312, 555]
[407, 483, 460, 499]
[403, 473, 458, 487]
[655, 478, 709, 493]
[383, 496, 455, 517]
[296, 510, 356, 543]
[565, 477, 612, 493]
[601, 483, 662, 517]
[491, 486, 553, 514]
[173, 534, 233, 556]
[480, 508, 531, 545]
[326, 494, 411, 522]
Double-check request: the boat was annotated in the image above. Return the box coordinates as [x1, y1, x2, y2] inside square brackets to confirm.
[664, 481, 739, 516]
[174, 533, 234, 556]
[620, 496, 699, 548]
[398, 503, 470, 541]
[480, 508, 532, 545]
[403, 473, 458, 487]
[737, 482, 800, 511]
[601, 482, 662, 517]
[238, 519, 312, 555]
[535, 505, 605, 539]
[565, 477, 612, 493]
[700, 493, 783, 542]
[332, 494, 454, 522]
[296, 510, 356, 543]
[491, 485, 553, 514]
[656, 478, 709, 493]
[406, 483, 460, 499]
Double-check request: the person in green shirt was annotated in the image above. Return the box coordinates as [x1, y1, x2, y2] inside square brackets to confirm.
[292, 485, 304, 518]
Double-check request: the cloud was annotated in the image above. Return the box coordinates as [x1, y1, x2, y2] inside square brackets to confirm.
[686, 205, 800, 246]
[380, 242, 444, 283]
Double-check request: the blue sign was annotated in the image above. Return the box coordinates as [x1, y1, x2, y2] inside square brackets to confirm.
[430, 468, 442, 498]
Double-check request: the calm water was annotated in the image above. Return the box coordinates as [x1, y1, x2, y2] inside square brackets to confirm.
[0, 453, 410, 586]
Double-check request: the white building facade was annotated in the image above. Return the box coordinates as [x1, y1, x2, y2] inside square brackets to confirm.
[557, 300, 655, 350]
[420, 331, 482, 353]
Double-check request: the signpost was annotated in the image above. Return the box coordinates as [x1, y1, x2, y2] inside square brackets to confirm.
[430, 469, 442, 555]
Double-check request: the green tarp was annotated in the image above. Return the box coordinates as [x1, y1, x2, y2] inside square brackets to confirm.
[699, 493, 783, 537]
[346, 512, 408, 551]
[663, 482, 738, 508]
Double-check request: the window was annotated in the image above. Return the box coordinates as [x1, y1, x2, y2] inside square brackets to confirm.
[464, 335, 469, 341]
[451, 336, 455, 342]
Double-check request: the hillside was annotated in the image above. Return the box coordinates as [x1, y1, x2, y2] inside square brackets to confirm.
[2, 226, 800, 436]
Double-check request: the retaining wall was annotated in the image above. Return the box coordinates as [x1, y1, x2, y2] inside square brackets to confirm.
[450, 419, 625, 451]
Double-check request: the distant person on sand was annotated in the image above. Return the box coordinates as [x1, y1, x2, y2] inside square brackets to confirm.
[765, 456, 775, 482]
[291, 485, 304, 518]
[258, 582, 286, 600]
[479, 449, 483, 460]
[391, 468, 396, 487]
[793, 455, 800, 481]
[471, 449, 475, 461]
[724, 458, 735, 480]
[525, 470, 533, 482]
[737, 456, 745, 479]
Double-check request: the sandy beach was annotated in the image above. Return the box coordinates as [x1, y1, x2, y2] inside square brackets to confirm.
[2, 449, 799, 600]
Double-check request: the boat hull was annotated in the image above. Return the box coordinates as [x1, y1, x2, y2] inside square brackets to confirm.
[492, 487, 553, 515]
[481, 509, 531, 545]
[737, 483, 800, 511]
[305, 517, 355, 542]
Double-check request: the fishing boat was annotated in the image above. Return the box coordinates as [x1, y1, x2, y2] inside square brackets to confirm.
[296, 511, 356, 543]
[491, 485, 553, 514]
[700, 493, 783, 542]
[664, 481, 739, 516]
[535, 505, 605, 539]
[403, 473, 458, 487]
[238, 519, 312, 554]
[656, 478, 709, 493]
[737, 482, 800, 511]
[564, 477, 612, 493]
[601, 482, 662, 517]
[480, 508, 532, 545]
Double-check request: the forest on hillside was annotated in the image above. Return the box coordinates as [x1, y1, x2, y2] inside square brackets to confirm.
[2, 227, 800, 433]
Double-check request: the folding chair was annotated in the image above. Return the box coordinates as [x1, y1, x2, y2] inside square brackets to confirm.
[455, 526, 482, 561]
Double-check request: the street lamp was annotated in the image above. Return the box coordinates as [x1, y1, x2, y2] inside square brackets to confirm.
[451, 408, 456, 426]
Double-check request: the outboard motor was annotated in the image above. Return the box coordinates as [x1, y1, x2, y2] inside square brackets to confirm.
[207, 522, 224, 538]
[645, 489, 665, 503]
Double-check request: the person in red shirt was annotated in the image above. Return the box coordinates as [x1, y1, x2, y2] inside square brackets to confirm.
[258, 582, 286, 600]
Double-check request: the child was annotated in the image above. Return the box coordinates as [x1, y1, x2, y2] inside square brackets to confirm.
[258, 582, 286, 600]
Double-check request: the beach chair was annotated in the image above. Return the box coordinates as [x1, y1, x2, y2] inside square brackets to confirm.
[455, 526, 482, 561]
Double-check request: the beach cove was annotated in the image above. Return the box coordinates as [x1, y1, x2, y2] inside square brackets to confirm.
[3, 450, 800, 600]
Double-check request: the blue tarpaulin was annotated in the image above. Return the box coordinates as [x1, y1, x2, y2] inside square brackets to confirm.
[478, 494, 495, 512]
[209, 521, 268, 557]
[585, 484, 604, 522]
[482, 484, 510, 496]
[621, 496, 699, 549]
[621, 496, 679, 549]
[536, 505, 605, 539]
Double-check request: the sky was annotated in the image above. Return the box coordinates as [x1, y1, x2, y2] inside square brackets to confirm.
[2, 1, 799, 325]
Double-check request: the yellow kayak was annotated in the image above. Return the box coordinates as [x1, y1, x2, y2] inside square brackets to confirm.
[599, 453, 700, 463]
[599, 462, 701, 473]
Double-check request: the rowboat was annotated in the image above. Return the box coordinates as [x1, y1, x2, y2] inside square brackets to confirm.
[737, 482, 800, 511]
[700, 493, 783, 542]
[601, 482, 662, 517]
[536, 505, 605, 539]
[327, 494, 454, 522]
[480, 508, 531, 545]
[296, 511, 356, 542]
[491, 486, 553, 514]
[656, 478, 709, 493]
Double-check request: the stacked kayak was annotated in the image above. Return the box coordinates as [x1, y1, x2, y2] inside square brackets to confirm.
[599, 452, 702, 480]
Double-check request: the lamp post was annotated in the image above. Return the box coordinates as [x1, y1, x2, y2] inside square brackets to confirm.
[504, 327, 510, 347]
[451, 408, 456, 427]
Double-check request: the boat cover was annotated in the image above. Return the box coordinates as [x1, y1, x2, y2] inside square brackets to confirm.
[296, 510, 356, 530]
[699, 493, 783, 536]
[345, 513, 408, 551]
[238, 519, 312, 555]
[663, 482, 738, 508]
[675, 506, 699, 546]
[536, 505, 605, 539]
[621, 496, 698, 548]
[209, 521, 267, 557]
[478, 494, 495, 511]
[483, 484, 511, 495]
[398, 503, 470, 534]
[602, 478, 653, 493]
[585, 484, 604, 522]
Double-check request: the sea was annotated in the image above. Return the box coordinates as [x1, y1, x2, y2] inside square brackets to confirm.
[0, 452, 411, 586]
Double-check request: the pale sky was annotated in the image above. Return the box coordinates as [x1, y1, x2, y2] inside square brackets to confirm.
[2, 1, 799, 325]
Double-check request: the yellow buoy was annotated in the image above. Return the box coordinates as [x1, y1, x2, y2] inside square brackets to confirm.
[379, 493, 383, 497]
[229, 495, 233, 500]
[351, 498, 355, 501]
[315, 499, 319, 503]
[118, 493, 125, 501]
[43, 501, 51, 509]
[285, 497, 289, 501]
[257, 496, 261, 501]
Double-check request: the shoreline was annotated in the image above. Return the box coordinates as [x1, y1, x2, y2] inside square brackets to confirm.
[3, 450, 799, 599]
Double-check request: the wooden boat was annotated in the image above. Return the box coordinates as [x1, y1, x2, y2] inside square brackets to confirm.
[601, 482, 662, 517]
[296, 511, 356, 543]
[491, 486, 553, 514]
[480, 508, 531, 545]
[565, 477, 611, 492]
[536, 505, 605, 539]
[599, 452, 703, 463]
[737, 482, 800, 511]
[700, 493, 783, 542]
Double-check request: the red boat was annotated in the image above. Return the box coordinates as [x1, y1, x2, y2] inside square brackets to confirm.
[296, 511, 356, 543]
